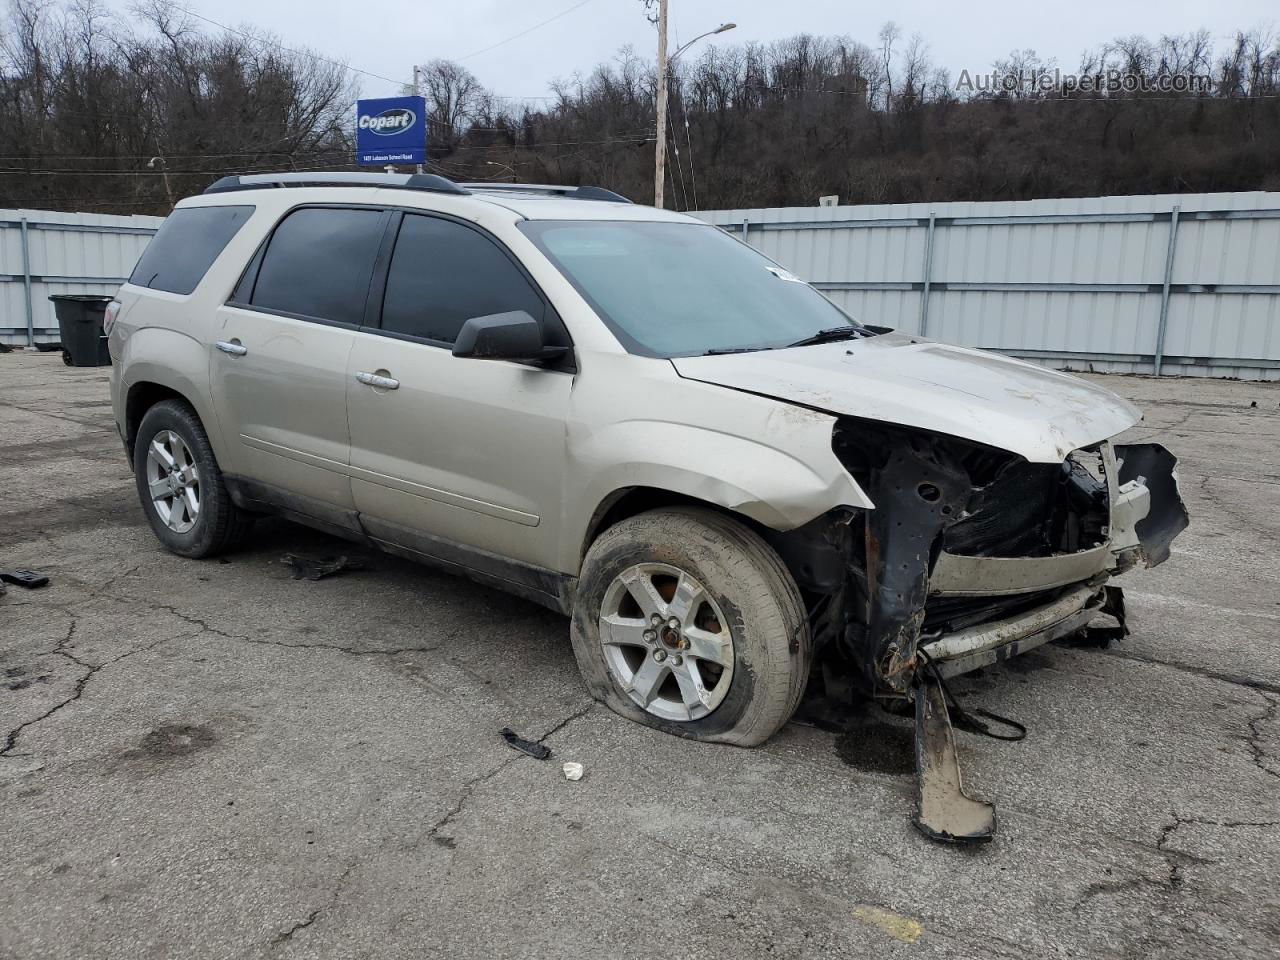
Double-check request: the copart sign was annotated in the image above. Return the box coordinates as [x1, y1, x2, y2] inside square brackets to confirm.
[356, 96, 427, 165]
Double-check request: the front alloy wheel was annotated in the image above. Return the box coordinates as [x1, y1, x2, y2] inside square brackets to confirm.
[600, 563, 734, 721]
[570, 506, 810, 747]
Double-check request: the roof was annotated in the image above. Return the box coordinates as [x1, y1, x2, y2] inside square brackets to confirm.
[463, 188, 694, 222]
[198, 172, 697, 224]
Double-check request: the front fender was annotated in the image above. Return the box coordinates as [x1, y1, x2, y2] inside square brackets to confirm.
[564, 407, 871, 572]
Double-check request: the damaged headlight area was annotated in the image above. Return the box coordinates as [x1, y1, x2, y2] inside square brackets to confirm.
[764, 418, 1189, 844]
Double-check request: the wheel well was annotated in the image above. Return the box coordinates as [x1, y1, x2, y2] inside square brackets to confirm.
[582, 487, 727, 560]
[124, 382, 185, 465]
[582, 486, 852, 597]
[582, 486, 788, 565]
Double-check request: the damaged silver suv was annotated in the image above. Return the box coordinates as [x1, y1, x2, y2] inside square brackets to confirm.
[108, 173, 1188, 842]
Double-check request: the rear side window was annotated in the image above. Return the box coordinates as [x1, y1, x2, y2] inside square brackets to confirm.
[128, 205, 253, 295]
[250, 207, 386, 326]
[380, 214, 544, 344]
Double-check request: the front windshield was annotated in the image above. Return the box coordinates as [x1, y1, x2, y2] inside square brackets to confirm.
[519, 220, 864, 357]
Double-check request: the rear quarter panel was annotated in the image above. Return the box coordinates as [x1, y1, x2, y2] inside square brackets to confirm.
[111, 196, 285, 468]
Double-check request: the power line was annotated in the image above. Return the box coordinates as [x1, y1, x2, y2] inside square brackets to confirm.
[169, 4, 405, 87]
[459, 0, 596, 61]
[169, 3, 569, 103]
[0, 134, 657, 177]
[666, 111, 689, 211]
[679, 97, 700, 211]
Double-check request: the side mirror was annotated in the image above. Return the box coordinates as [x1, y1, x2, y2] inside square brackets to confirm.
[451, 310, 565, 362]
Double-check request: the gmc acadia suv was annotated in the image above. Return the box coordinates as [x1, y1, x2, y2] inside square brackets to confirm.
[108, 172, 1188, 842]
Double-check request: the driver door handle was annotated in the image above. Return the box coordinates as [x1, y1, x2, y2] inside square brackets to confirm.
[215, 339, 247, 356]
[355, 371, 400, 390]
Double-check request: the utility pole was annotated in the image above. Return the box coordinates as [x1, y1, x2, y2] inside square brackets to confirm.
[654, 15, 734, 209]
[653, 0, 668, 209]
[413, 63, 425, 174]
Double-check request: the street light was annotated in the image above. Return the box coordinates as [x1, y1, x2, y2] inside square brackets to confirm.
[671, 22, 735, 65]
[148, 156, 175, 211]
[654, 11, 734, 208]
[486, 160, 516, 182]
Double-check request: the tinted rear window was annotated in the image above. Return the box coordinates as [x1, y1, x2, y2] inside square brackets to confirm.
[129, 205, 254, 295]
[250, 207, 386, 326]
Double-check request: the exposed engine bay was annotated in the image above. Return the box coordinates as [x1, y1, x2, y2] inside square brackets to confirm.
[764, 418, 1190, 843]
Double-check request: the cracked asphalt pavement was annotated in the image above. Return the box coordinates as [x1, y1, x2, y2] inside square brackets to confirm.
[2, 351, 1278, 959]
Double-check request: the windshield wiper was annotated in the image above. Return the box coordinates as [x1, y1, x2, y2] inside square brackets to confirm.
[701, 346, 770, 356]
[785, 326, 864, 348]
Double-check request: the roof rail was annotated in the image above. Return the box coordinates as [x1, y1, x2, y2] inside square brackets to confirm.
[203, 172, 470, 196]
[459, 182, 632, 204]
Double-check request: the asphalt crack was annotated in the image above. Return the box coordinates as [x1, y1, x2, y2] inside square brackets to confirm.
[126, 597, 444, 659]
[270, 910, 320, 946]
[1159, 814, 1280, 847]
[1146, 811, 1280, 896]
[142, 603, 244, 642]
[1098, 649, 1280, 781]
[1244, 696, 1280, 781]
[244, 637, 443, 657]
[269, 857, 359, 949]
[1074, 875, 1174, 908]
[0, 618, 175, 758]
[0, 398, 117, 434]
[1196, 475, 1280, 538]
[425, 702, 594, 848]
[1097, 648, 1280, 696]
[1071, 816, 1202, 911]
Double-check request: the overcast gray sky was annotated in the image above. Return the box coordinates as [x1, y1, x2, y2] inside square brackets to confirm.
[146, 0, 1278, 103]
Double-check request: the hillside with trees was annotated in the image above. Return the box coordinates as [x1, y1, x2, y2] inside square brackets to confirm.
[2, 0, 1278, 213]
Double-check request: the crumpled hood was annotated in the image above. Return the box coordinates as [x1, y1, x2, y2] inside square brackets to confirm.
[671, 333, 1142, 463]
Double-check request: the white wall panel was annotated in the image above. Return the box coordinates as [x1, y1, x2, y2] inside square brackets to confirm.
[700, 192, 1280, 379]
[1, 208, 162, 345]
[4, 197, 1280, 379]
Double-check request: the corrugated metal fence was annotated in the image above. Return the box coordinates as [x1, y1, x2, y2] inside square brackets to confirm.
[698, 192, 1280, 380]
[4, 196, 1279, 379]
[0, 209, 163, 347]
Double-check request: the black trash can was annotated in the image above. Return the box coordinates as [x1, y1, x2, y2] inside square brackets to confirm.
[48, 295, 113, 367]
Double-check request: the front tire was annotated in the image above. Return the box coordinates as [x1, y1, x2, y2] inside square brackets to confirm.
[571, 507, 810, 747]
[133, 399, 251, 558]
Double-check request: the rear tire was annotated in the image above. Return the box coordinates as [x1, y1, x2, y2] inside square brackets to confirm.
[571, 507, 810, 747]
[134, 399, 252, 558]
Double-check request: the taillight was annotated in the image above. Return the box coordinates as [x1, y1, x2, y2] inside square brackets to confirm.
[103, 300, 122, 335]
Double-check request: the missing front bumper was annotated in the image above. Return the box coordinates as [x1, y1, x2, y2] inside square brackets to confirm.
[816, 424, 1189, 844]
[919, 584, 1105, 677]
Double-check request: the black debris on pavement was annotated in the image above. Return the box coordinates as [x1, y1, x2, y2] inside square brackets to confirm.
[281, 554, 366, 581]
[0, 569, 50, 589]
[500, 727, 551, 760]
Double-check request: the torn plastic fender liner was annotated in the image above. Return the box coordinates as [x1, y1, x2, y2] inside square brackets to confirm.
[1113, 443, 1189, 567]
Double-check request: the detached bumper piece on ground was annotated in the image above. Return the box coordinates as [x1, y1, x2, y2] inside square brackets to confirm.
[0, 568, 50, 599]
[788, 424, 1189, 844]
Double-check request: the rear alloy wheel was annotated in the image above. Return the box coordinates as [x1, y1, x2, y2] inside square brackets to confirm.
[134, 399, 252, 558]
[571, 507, 810, 747]
[145, 429, 202, 534]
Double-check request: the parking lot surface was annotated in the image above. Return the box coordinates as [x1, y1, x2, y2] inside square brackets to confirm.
[1, 351, 1278, 959]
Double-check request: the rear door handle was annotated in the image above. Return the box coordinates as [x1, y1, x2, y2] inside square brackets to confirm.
[215, 339, 248, 356]
[355, 371, 400, 390]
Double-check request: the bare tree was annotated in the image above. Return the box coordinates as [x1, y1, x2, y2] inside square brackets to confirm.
[3, 3, 1280, 212]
